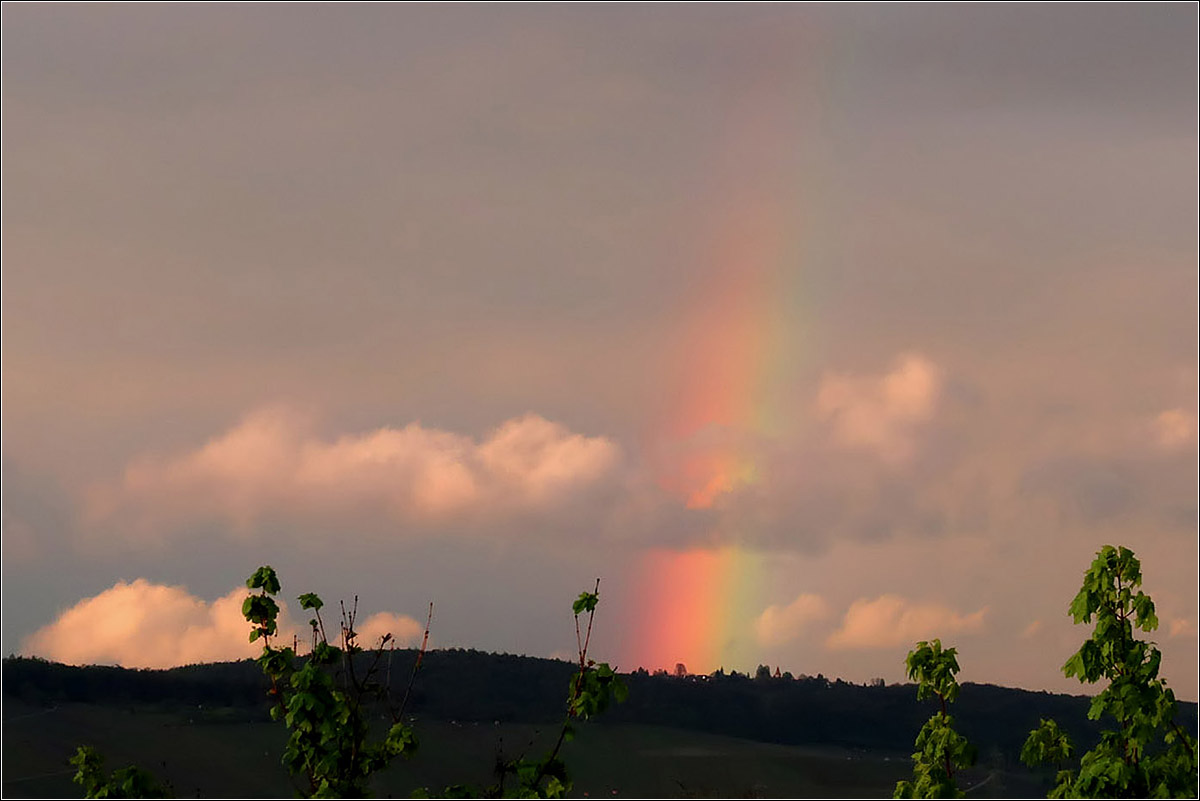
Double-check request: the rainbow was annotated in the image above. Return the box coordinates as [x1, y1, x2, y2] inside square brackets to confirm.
[625, 52, 826, 675]
[628, 547, 764, 675]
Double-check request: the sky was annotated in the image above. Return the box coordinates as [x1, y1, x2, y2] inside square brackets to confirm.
[2, 4, 1197, 700]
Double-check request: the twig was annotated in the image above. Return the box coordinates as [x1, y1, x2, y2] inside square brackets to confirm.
[581, 578, 600, 664]
[341, 598, 361, 691]
[394, 601, 434, 723]
[534, 579, 602, 791]
[386, 638, 395, 698]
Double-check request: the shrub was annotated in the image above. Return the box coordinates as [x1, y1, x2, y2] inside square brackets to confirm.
[1020, 545, 1198, 798]
[893, 639, 976, 798]
[70, 745, 169, 799]
[243, 567, 626, 798]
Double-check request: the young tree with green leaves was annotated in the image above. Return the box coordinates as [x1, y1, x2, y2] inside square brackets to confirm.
[428, 579, 628, 799]
[243, 565, 424, 798]
[70, 745, 169, 799]
[894, 639, 977, 799]
[1021, 718, 1075, 798]
[245, 567, 626, 799]
[1020, 545, 1198, 798]
[67, 568, 625, 799]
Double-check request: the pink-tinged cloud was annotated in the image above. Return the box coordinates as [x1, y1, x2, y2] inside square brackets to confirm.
[86, 408, 621, 538]
[356, 613, 425, 650]
[22, 581, 269, 668]
[1168, 618, 1196, 639]
[815, 353, 942, 463]
[754, 594, 831, 647]
[1153, 408, 1197, 450]
[21, 579, 424, 669]
[826, 594, 987, 650]
[1021, 620, 1043, 639]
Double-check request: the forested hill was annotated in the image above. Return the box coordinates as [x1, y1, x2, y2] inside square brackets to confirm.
[5, 652, 1196, 761]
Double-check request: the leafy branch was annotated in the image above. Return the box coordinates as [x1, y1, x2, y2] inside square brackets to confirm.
[244, 566, 425, 798]
[427, 578, 628, 799]
[70, 745, 169, 799]
[1021, 545, 1198, 798]
[893, 639, 976, 799]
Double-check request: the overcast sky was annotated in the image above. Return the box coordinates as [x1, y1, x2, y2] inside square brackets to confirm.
[3, 4, 1196, 700]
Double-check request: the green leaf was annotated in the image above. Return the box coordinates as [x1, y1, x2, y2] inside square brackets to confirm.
[246, 566, 281, 595]
[572, 591, 599, 616]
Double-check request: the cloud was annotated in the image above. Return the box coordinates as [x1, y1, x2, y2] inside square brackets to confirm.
[1021, 620, 1043, 639]
[754, 594, 831, 646]
[357, 612, 425, 649]
[75, 387, 978, 554]
[69, 358, 1196, 565]
[1019, 449, 1196, 532]
[23, 581, 269, 668]
[826, 594, 987, 650]
[1153, 408, 1197, 450]
[624, 351, 975, 551]
[815, 353, 943, 463]
[21, 579, 424, 669]
[1168, 618, 1196, 639]
[701, 425, 980, 552]
[86, 407, 621, 539]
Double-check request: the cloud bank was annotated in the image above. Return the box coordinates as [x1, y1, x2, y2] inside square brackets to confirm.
[74, 351, 1195, 563]
[754, 594, 831, 647]
[86, 408, 622, 539]
[22, 579, 424, 669]
[826, 595, 987, 650]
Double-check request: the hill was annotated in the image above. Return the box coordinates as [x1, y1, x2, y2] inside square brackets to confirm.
[3, 652, 1196, 797]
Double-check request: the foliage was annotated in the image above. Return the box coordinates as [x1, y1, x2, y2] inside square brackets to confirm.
[1020, 545, 1198, 798]
[419, 580, 629, 798]
[243, 568, 625, 799]
[894, 639, 977, 798]
[243, 565, 426, 797]
[70, 745, 169, 799]
[1021, 719, 1075, 798]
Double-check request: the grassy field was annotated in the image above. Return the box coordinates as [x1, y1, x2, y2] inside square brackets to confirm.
[2, 698, 1047, 798]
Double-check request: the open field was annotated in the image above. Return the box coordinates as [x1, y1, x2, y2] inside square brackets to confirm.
[2, 698, 1046, 798]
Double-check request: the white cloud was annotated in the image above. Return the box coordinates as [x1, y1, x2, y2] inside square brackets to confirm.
[86, 407, 621, 538]
[826, 594, 987, 650]
[21, 579, 423, 669]
[815, 353, 943, 463]
[754, 594, 831, 646]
